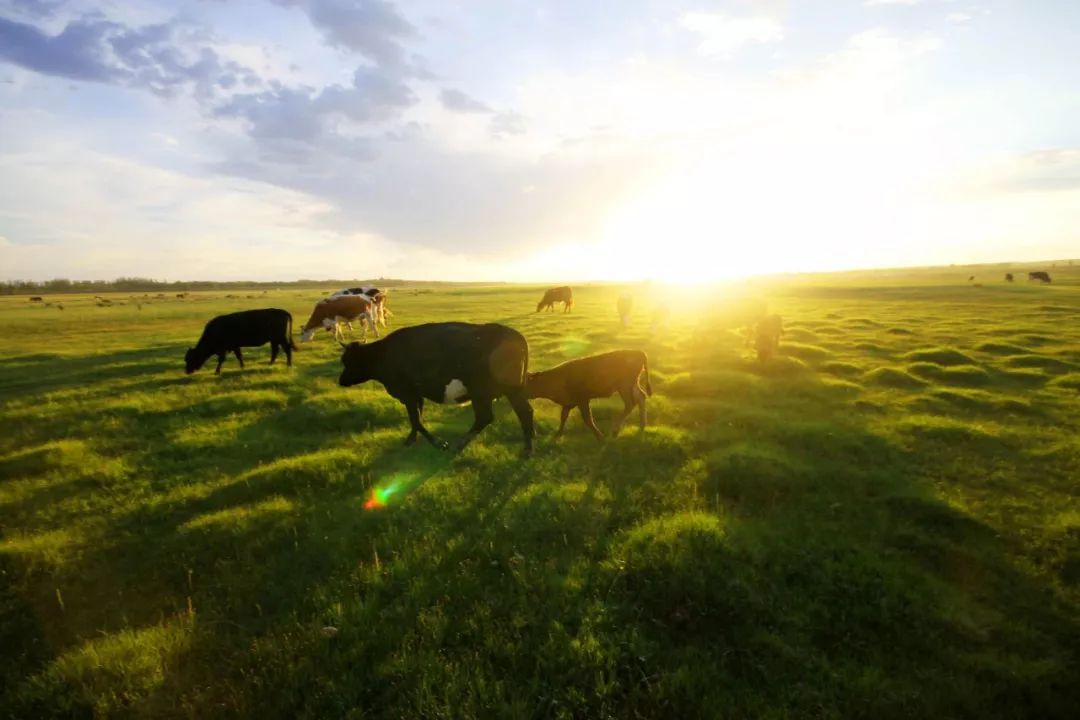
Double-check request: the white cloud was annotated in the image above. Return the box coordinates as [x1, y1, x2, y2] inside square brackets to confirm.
[864, 0, 924, 6]
[946, 12, 974, 24]
[679, 12, 784, 56]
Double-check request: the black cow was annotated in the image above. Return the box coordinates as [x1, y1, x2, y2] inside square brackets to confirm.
[537, 286, 574, 312]
[1028, 271, 1052, 284]
[1005, 273, 1014, 282]
[185, 308, 296, 375]
[338, 322, 535, 456]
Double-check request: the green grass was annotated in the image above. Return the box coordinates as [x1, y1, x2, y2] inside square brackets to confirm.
[1, 268, 1079, 718]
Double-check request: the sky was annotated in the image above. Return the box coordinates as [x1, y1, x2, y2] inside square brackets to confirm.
[0, 0, 1077, 282]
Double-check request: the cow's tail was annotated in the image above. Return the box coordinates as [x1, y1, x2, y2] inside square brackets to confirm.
[287, 312, 298, 350]
[642, 352, 653, 396]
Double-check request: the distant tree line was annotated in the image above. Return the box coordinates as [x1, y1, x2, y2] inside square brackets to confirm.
[0, 277, 500, 295]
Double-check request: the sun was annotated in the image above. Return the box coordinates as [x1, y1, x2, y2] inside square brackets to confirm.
[593, 137, 927, 284]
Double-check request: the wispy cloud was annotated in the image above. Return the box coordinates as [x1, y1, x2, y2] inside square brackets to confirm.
[679, 12, 784, 56]
[439, 88, 492, 113]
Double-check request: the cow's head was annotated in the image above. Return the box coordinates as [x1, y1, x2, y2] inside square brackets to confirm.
[339, 341, 374, 387]
[184, 348, 204, 375]
[536, 299, 546, 312]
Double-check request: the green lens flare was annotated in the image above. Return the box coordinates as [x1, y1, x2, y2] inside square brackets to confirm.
[560, 337, 590, 357]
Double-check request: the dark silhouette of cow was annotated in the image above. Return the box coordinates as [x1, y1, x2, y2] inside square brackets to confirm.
[1028, 271, 1052, 284]
[338, 322, 535, 456]
[1005, 273, 1014, 282]
[526, 350, 651, 440]
[753, 314, 784, 362]
[185, 308, 295, 375]
[537, 286, 574, 312]
[29, 296, 43, 302]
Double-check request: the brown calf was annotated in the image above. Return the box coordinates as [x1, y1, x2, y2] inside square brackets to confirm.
[300, 294, 377, 342]
[526, 349, 652, 440]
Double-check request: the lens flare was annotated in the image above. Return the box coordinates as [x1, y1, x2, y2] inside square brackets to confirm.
[363, 481, 400, 510]
[560, 336, 590, 357]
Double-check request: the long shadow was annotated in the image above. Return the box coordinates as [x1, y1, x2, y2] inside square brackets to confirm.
[3, 313, 1079, 717]
[0, 344, 189, 402]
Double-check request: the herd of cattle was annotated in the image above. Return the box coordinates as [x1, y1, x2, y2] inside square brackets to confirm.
[97, 267, 1051, 455]
[184, 286, 658, 456]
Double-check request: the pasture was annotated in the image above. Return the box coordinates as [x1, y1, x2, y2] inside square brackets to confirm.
[1, 270, 1079, 718]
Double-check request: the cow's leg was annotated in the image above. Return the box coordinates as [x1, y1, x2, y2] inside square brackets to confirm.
[284, 341, 293, 367]
[368, 310, 379, 338]
[234, 348, 245, 369]
[214, 353, 226, 375]
[578, 401, 604, 441]
[455, 396, 495, 452]
[269, 342, 279, 365]
[505, 388, 535, 457]
[404, 398, 445, 449]
[555, 405, 572, 437]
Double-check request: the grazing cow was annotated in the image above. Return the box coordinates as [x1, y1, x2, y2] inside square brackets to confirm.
[617, 293, 633, 328]
[328, 286, 392, 328]
[29, 296, 43, 302]
[185, 308, 295, 375]
[1028, 271, 1052, 284]
[338, 322, 535, 455]
[753, 314, 784, 362]
[537, 286, 574, 313]
[526, 350, 652, 440]
[1005, 273, 1014, 282]
[301, 294, 378, 342]
[968, 275, 975, 282]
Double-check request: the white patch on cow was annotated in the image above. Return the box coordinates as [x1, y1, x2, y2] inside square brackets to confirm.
[443, 379, 468, 403]
[300, 327, 316, 342]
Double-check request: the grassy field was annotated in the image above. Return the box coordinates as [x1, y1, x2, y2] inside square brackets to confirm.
[1, 266, 1079, 718]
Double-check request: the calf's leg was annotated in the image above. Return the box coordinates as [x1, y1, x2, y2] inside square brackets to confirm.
[284, 342, 293, 367]
[234, 348, 245, 369]
[556, 405, 572, 437]
[635, 385, 647, 430]
[612, 387, 637, 436]
[214, 353, 226, 375]
[269, 342, 279, 365]
[578, 401, 604, 441]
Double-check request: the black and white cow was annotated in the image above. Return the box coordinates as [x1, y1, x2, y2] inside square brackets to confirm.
[185, 308, 295, 375]
[338, 322, 535, 456]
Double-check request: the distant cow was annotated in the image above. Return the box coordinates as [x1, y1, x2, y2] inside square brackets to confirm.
[185, 308, 295, 375]
[1028, 271, 1052, 284]
[29, 296, 43, 302]
[329, 286, 392, 328]
[617, 293, 633, 328]
[338, 322, 535, 455]
[651, 305, 670, 334]
[968, 275, 975, 282]
[301, 294, 378, 342]
[526, 350, 652, 440]
[753, 314, 784, 362]
[537, 286, 574, 313]
[1005, 273, 1014, 282]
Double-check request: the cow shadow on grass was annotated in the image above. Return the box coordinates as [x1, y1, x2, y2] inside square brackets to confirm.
[0, 345, 191, 402]
[4, 335, 1080, 716]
